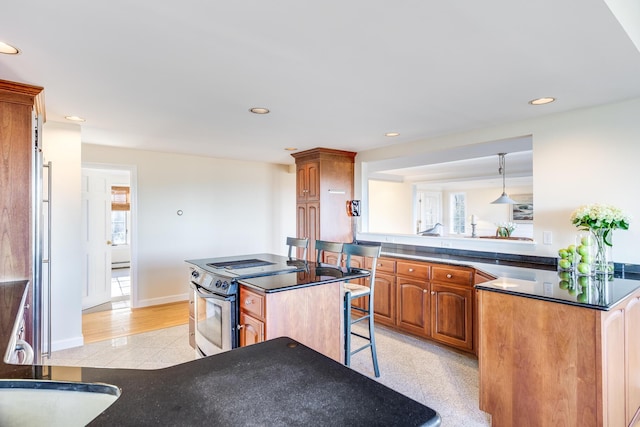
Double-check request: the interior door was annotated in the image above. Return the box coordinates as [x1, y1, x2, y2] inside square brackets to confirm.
[81, 169, 112, 309]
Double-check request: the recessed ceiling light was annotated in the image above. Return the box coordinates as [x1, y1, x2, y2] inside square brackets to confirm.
[528, 97, 556, 105]
[0, 42, 20, 55]
[249, 107, 270, 114]
[65, 115, 86, 122]
[284, 147, 297, 151]
[385, 132, 400, 137]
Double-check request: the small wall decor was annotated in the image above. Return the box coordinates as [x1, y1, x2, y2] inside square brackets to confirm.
[510, 194, 533, 222]
[346, 200, 361, 217]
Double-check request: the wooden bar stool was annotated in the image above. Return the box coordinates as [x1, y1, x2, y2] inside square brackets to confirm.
[315, 240, 343, 266]
[286, 237, 308, 260]
[342, 242, 382, 377]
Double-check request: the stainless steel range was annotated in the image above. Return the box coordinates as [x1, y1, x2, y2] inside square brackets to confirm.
[186, 254, 307, 357]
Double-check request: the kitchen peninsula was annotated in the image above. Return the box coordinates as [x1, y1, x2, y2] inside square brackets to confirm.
[476, 274, 640, 427]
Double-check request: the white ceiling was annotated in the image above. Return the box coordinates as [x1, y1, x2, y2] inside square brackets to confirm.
[2, 1, 640, 165]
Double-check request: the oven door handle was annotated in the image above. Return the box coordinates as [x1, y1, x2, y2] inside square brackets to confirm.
[191, 283, 232, 301]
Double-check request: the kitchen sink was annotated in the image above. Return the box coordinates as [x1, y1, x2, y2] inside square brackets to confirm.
[0, 379, 120, 427]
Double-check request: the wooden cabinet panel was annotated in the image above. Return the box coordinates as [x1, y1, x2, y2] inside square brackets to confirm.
[296, 162, 320, 202]
[626, 295, 640, 424]
[600, 306, 626, 427]
[432, 265, 473, 285]
[430, 282, 473, 351]
[396, 277, 430, 337]
[239, 311, 264, 346]
[397, 261, 430, 280]
[240, 287, 265, 319]
[373, 272, 395, 327]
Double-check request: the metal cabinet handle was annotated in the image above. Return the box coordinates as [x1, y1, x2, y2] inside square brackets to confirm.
[431, 291, 436, 295]
[238, 325, 245, 330]
[423, 289, 428, 294]
[446, 273, 452, 279]
[408, 268, 414, 272]
[245, 299, 252, 306]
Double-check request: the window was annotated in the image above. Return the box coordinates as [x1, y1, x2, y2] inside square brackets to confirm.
[111, 186, 130, 245]
[111, 211, 128, 245]
[450, 192, 466, 234]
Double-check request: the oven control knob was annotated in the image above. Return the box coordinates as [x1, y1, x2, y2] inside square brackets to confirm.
[221, 281, 229, 290]
[191, 270, 200, 279]
[215, 280, 222, 288]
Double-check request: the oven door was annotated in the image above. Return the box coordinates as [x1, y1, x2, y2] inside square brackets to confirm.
[191, 283, 237, 357]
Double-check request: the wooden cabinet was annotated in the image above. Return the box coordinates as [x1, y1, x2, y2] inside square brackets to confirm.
[478, 286, 640, 427]
[292, 148, 356, 261]
[238, 282, 344, 361]
[396, 260, 430, 336]
[430, 265, 474, 351]
[238, 287, 265, 347]
[296, 162, 320, 201]
[0, 80, 44, 350]
[363, 257, 483, 354]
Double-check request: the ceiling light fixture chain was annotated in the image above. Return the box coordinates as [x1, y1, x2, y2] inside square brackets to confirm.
[491, 152, 517, 204]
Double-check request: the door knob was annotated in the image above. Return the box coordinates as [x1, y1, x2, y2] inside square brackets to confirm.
[107, 240, 112, 245]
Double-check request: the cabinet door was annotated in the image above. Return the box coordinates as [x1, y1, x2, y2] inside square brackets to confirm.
[396, 277, 430, 337]
[373, 272, 396, 327]
[296, 202, 320, 260]
[430, 282, 473, 351]
[296, 162, 320, 201]
[239, 312, 264, 347]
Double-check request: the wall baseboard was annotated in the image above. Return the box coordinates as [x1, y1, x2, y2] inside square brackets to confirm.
[135, 293, 189, 308]
[51, 335, 84, 352]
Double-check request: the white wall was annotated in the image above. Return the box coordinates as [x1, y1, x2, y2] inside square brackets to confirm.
[357, 97, 640, 264]
[42, 122, 83, 351]
[82, 144, 296, 308]
[368, 180, 413, 234]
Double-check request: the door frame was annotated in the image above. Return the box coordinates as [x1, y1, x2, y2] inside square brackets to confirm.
[82, 162, 139, 308]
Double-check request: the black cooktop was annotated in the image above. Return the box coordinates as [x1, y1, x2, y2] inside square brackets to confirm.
[206, 259, 275, 270]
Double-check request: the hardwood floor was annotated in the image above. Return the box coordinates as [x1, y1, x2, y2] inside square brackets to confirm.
[82, 301, 189, 343]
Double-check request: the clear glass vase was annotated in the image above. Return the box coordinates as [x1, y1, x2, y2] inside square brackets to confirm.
[591, 228, 613, 275]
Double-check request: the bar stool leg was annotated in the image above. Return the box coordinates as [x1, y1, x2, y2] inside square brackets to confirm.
[368, 305, 380, 377]
[344, 291, 352, 366]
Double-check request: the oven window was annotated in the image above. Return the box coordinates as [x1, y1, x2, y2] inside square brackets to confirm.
[197, 297, 223, 349]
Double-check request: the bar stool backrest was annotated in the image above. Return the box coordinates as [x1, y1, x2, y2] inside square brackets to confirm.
[286, 237, 309, 260]
[315, 240, 344, 265]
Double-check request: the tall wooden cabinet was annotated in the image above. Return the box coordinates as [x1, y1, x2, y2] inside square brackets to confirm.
[0, 80, 45, 350]
[291, 148, 356, 260]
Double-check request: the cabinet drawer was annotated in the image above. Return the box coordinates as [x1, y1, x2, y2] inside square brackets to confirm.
[366, 257, 396, 273]
[397, 261, 430, 280]
[240, 286, 265, 319]
[432, 266, 473, 286]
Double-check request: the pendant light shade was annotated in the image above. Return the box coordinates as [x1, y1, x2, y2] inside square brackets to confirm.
[491, 153, 518, 204]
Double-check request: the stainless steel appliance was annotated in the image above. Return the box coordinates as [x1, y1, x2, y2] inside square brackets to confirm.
[187, 254, 307, 357]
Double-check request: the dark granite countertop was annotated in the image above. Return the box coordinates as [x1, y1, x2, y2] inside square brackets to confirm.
[1, 280, 440, 426]
[240, 263, 369, 293]
[186, 254, 370, 293]
[372, 244, 640, 311]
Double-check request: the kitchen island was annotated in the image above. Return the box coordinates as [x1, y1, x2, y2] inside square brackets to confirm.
[186, 254, 370, 361]
[0, 280, 443, 426]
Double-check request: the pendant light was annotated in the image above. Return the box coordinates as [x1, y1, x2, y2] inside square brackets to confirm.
[491, 153, 518, 204]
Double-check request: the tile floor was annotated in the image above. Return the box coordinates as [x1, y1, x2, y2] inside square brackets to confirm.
[49, 323, 491, 426]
